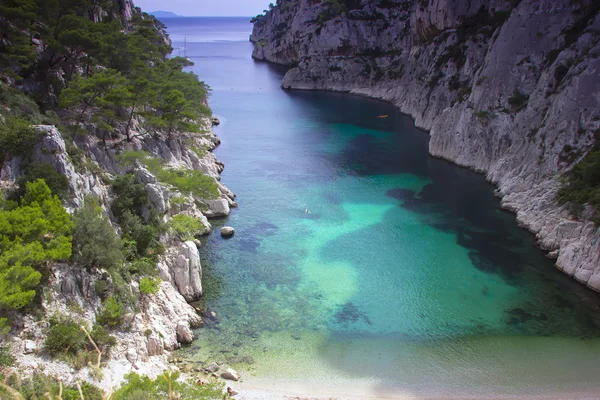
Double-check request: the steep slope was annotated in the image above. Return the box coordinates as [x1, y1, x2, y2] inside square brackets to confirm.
[251, 0, 600, 291]
[0, 0, 236, 393]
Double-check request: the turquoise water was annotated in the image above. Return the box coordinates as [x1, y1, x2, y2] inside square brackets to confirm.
[163, 17, 600, 397]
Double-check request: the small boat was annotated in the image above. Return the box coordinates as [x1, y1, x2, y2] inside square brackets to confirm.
[184, 35, 191, 62]
[377, 114, 389, 119]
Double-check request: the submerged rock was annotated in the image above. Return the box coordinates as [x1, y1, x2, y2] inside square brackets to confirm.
[204, 362, 220, 373]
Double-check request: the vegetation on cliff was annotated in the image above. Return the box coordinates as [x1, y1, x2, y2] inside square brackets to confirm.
[558, 143, 600, 224]
[0, 0, 227, 396]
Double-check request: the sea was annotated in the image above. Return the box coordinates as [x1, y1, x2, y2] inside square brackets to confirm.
[158, 16, 600, 398]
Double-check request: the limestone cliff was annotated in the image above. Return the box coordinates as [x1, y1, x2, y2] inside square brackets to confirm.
[251, 0, 600, 291]
[2, 116, 235, 390]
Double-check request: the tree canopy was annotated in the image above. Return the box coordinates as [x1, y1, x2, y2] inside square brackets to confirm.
[0, 179, 73, 309]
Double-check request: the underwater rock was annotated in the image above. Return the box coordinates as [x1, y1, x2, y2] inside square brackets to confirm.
[205, 362, 220, 373]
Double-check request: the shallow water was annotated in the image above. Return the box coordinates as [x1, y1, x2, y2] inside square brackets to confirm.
[162, 17, 600, 397]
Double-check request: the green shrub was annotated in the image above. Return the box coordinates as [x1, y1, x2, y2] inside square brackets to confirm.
[475, 110, 494, 119]
[120, 210, 160, 257]
[110, 173, 148, 219]
[0, 317, 14, 366]
[1, 372, 105, 400]
[12, 162, 70, 201]
[139, 277, 160, 295]
[118, 151, 219, 200]
[0, 179, 73, 310]
[0, 345, 15, 367]
[45, 318, 87, 357]
[72, 198, 124, 270]
[169, 214, 206, 240]
[0, 84, 44, 122]
[44, 316, 115, 369]
[96, 296, 124, 328]
[129, 257, 158, 276]
[0, 115, 40, 165]
[508, 88, 529, 112]
[112, 371, 224, 400]
[558, 143, 600, 224]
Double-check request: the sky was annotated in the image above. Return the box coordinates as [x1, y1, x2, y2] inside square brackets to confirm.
[133, 0, 269, 17]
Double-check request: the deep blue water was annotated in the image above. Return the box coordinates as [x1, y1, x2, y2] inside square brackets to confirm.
[159, 17, 600, 398]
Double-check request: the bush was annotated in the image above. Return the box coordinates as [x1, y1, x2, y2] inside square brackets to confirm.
[112, 372, 224, 400]
[0, 84, 44, 122]
[169, 214, 206, 240]
[0, 373, 105, 400]
[45, 316, 116, 368]
[72, 199, 124, 270]
[110, 173, 148, 219]
[0, 179, 73, 310]
[558, 143, 600, 224]
[96, 296, 124, 328]
[45, 318, 87, 357]
[508, 88, 529, 112]
[139, 277, 160, 295]
[0, 115, 40, 165]
[12, 162, 70, 201]
[129, 257, 158, 276]
[120, 210, 160, 257]
[119, 151, 219, 200]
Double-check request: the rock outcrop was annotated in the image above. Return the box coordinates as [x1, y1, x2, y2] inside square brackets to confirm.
[251, 0, 600, 291]
[3, 113, 234, 391]
[158, 241, 203, 301]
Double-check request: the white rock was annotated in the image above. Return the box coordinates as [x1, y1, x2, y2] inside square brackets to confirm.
[220, 226, 235, 237]
[205, 198, 230, 218]
[220, 367, 240, 381]
[135, 167, 157, 184]
[176, 322, 194, 344]
[23, 340, 37, 354]
[172, 241, 203, 301]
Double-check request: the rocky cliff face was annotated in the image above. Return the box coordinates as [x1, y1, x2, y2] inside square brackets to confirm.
[1, 116, 235, 390]
[251, 0, 600, 291]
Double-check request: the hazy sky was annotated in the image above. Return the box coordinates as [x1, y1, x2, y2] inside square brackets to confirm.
[133, 0, 269, 16]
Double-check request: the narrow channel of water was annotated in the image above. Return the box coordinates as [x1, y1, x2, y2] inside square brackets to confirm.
[164, 17, 600, 397]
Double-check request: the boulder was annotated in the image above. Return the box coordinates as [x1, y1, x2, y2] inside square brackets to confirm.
[135, 167, 157, 184]
[204, 198, 230, 218]
[23, 340, 37, 354]
[220, 368, 240, 381]
[220, 226, 235, 237]
[146, 184, 170, 214]
[204, 362, 220, 373]
[147, 335, 164, 356]
[172, 241, 203, 301]
[176, 322, 194, 344]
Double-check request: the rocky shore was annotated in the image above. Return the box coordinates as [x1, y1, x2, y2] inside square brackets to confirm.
[250, 0, 600, 291]
[1, 116, 236, 391]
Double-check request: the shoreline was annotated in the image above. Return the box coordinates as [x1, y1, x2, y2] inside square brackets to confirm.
[231, 379, 600, 400]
